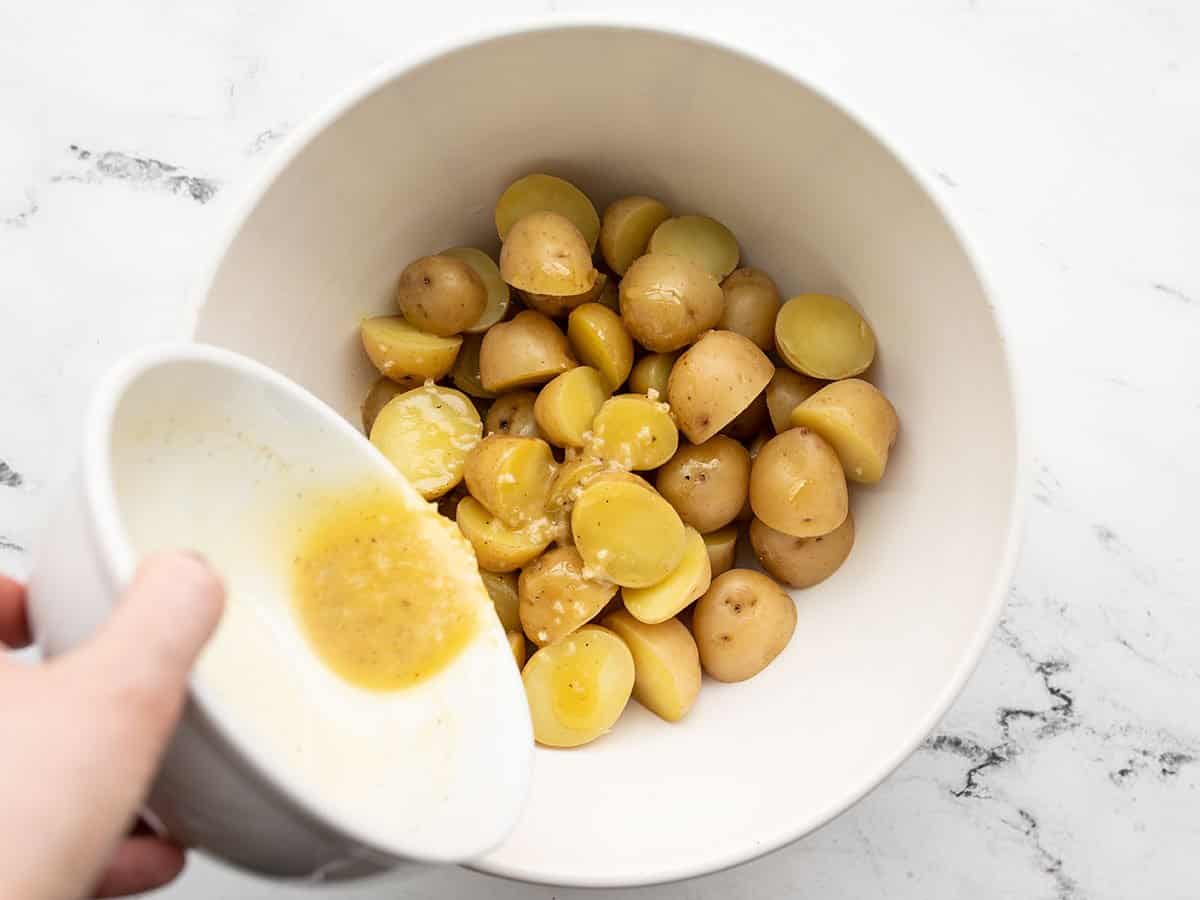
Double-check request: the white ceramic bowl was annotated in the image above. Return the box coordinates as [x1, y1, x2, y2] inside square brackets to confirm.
[28, 343, 533, 881]
[196, 21, 1022, 889]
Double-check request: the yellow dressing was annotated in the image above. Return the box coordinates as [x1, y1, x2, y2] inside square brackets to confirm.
[292, 489, 478, 691]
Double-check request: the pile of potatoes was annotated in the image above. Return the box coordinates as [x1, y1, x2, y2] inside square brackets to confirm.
[358, 173, 899, 748]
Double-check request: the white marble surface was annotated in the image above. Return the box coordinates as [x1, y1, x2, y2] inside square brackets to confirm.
[2, 1, 1198, 897]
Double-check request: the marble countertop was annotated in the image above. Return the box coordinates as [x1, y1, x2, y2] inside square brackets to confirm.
[2, 1, 1197, 897]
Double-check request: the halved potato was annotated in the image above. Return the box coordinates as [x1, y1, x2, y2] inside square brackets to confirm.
[369, 385, 482, 500]
[571, 480, 686, 588]
[748, 428, 848, 537]
[667, 330, 773, 444]
[628, 352, 676, 399]
[654, 435, 751, 534]
[495, 173, 601, 251]
[520, 271, 609, 319]
[394, 254, 487, 337]
[451, 333, 497, 399]
[622, 527, 712, 624]
[522, 625, 634, 747]
[587, 394, 679, 470]
[463, 434, 557, 529]
[484, 391, 542, 439]
[360, 315, 461, 386]
[775, 294, 876, 379]
[790, 379, 899, 483]
[765, 368, 823, 432]
[479, 309, 576, 392]
[719, 267, 781, 351]
[519, 545, 618, 646]
[507, 630, 527, 668]
[360, 376, 404, 434]
[702, 526, 738, 577]
[500, 211, 597, 297]
[601, 609, 701, 722]
[750, 512, 855, 588]
[455, 497, 551, 572]
[647, 215, 739, 279]
[441, 246, 511, 333]
[599, 195, 671, 275]
[567, 302, 635, 392]
[692, 569, 796, 682]
[618, 253, 724, 352]
[481, 570, 521, 632]
[534, 366, 610, 449]
[722, 390, 769, 441]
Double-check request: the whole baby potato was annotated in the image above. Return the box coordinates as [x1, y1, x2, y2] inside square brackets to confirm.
[790, 379, 899, 483]
[485, 391, 542, 439]
[749, 428, 848, 537]
[500, 211, 597, 297]
[765, 368, 823, 433]
[719, 268, 781, 351]
[667, 330, 773, 444]
[655, 435, 751, 534]
[602, 608, 701, 722]
[360, 376, 404, 434]
[360, 316, 461, 386]
[750, 512, 855, 589]
[618, 253, 724, 352]
[691, 569, 797, 682]
[599, 195, 671, 275]
[628, 352, 676, 398]
[775, 294, 876, 379]
[395, 254, 487, 337]
[479, 310, 577, 392]
[520, 271, 609, 319]
[519, 545, 618, 646]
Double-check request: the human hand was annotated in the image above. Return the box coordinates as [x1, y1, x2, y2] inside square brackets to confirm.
[0, 553, 224, 900]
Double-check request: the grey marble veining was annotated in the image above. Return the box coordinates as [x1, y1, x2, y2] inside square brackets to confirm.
[2, 1, 1198, 897]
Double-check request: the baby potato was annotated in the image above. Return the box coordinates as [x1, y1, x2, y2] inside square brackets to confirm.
[568, 302, 635, 392]
[463, 434, 557, 529]
[495, 173, 601, 252]
[519, 546, 618, 646]
[619, 253, 724, 352]
[520, 271, 609, 319]
[790, 379, 899, 483]
[647, 215, 740, 280]
[736, 432, 770, 522]
[765, 368, 823, 433]
[723, 390, 769, 441]
[702, 526, 739, 577]
[587, 394, 679, 470]
[749, 428, 848, 537]
[628, 352, 676, 398]
[667, 330, 774, 444]
[451, 333, 497, 399]
[596, 276, 621, 312]
[455, 497, 552, 572]
[500, 211, 597, 297]
[485, 391, 542, 439]
[599, 195, 671, 275]
[654, 436, 751, 533]
[360, 316, 462, 386]
[622, 526, 711, 624]
[775, 294, 876, 379]
[719, 267, 781, 351]
[507, 630, 527, 668]
[479, 309, 577, 392]
[602, 609, 700, 722]
[481, 570, 521, 632]
[369, 385, 482, 500]
[572, 480, 686, 588]
[522, 625, 634, 748]
[441, 246, 511, 333]
[547, 456, 611, 517]
[395, 254, 487, 337]
[360, 376, 403, 434]
[750, 512, 855, 589]
[534, 366, 610, 449]
[692, 569, 796, 682]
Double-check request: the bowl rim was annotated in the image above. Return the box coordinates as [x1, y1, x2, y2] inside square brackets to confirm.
[81, 341, 533, 867]
[191, 17, 1030, 888]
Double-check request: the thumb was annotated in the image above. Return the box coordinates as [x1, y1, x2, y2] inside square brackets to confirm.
[67, 551, 225, 779]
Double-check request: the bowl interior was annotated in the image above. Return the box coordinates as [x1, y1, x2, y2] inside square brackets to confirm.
[197, 25, 1019, 887]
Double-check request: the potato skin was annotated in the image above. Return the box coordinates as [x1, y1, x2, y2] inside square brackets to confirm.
[692, 569, 796, 682]
[479, 309, 576, 392]
[485, 391, 542, 439]
[719, 268, 781, 351]
[519, 546, 618, 646]
[360, 376, 403, 434]
[395, 254, 488, 337]
[667, 330, 774, 444]
[750, 512, 854, 588]
[628, 352, 676, 398]
[655, 436, 750, 534]
[748, 428, 848, 537]
[500, 211, 597, 297]
[618, 253, 724, 352]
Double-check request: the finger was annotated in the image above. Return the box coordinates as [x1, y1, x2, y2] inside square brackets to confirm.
[0, 575, 31, 648]
[92, 836, 185, 898]
[66, 551, 225, 781]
